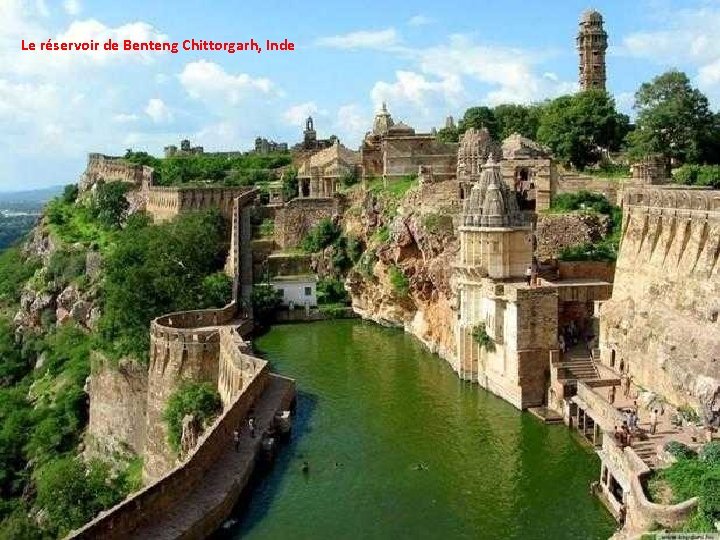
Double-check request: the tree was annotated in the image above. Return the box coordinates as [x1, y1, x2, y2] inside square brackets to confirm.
[537, 90, 629, 169]
[163, 382, 221, 453]
[627, 70, 719, 164]
[436, 125, 459, 143]
[458, 106, 498, 138]
[494, 104, 543, 141]
[92, 181, 130, 228]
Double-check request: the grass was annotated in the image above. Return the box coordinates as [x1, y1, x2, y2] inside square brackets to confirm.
[368, 175, 419, 198]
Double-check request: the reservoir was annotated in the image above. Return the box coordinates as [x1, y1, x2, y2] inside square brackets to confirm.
[224, 320, 615, 539]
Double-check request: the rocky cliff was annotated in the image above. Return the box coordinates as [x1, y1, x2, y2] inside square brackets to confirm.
[344, 180, 459, 364]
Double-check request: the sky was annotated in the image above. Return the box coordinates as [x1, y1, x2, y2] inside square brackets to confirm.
[2, 0, 720, 190]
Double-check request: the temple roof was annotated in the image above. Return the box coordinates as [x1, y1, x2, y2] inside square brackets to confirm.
[462, 157, 526, 228]
[501, 133, 552, 160]
[372, 102, 395, 136]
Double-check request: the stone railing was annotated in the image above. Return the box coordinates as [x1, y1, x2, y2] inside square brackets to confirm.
[68, 339, 269, 540]
[152, 302, 240, 334]
[577, 380, 625, 432]
[217, 327, 266, 407]
[623, 186, 720, 213]
[627, 470, 699, 531]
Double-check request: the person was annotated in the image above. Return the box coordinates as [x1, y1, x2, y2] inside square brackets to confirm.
[628, 410, 638, 433]
[650, 409, 659, 435]
[233, 428, 241, 452]
[558, 334, 566, 355]
[525, 266, 532, 286]
[248, 416, 256, 438]
[621, 422, 632, 447]
[623, 373, 633, 397]
[613, 425, 623, 445]
[609, 385, 616, 405]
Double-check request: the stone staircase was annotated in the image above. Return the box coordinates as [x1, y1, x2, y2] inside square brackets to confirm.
[561, 355, 599, 381]
[631, 439, 658, 468]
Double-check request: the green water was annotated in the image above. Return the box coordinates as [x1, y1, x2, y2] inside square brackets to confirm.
[225, 320, 615, 540]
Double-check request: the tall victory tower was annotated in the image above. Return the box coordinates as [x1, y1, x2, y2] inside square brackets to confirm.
[577, 9, 608, 91]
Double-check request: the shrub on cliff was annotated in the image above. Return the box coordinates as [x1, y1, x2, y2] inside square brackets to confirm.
[301, 219, 341, 253]
[34, 456, 129, 537]
[91, 181, 130, 229]
[163, 382, 222, 453]
[0, 247, 39, 305]
[317, 277, 349, 305]
[389, 265, 409, 297]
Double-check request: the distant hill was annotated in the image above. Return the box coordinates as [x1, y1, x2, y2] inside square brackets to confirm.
[0, 185, 64, 204]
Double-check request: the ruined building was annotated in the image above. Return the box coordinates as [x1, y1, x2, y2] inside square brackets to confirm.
[254, 137, 288, 154]
[296, 139, 360, 199]
[361, 102, 457, 181]
[577, 9, 608, 91]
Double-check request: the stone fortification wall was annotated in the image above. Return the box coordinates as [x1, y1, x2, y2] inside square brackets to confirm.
[82, 153, 153, 190]
[143, 303, 240, 482]
[600, 187, 720, 414]
[556, 173, 626, 205]
[274, 197, 342, 249]
[86, 355, 148, 456]
[68, 354, 270, 540]
[145, 186, 256, 223]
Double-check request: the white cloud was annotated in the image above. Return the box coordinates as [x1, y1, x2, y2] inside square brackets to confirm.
[179, 60, 275, 105]
[618, 7, 720, 102]
[112, 113, 140, 123]
[145, 98, 172, 123]
[371, 70, 463, 112]
[283, 102, 318, 126]
[35, 0, 50, 17]
[315, 28, 399, 50]
[335, 103, 367, 143]
[407, 15, 432, 27]
[63, 0, 81, 16]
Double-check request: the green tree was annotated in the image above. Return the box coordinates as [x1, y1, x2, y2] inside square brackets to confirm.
[627, 70, 720, 164]
[537, 90, 629, 169]
[436, 125, 459, 143]
[458, 106, 498, 138]
[91, 181, 130, 228]
[494, 104, 543, 141]
[162, 382, 221, 453]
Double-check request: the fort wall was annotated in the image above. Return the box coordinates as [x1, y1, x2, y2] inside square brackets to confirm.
[143, 303, 239, 482]
[600, 187, 720, 412]
[274, 197, 342, 249]
[69, 347, 270, 540]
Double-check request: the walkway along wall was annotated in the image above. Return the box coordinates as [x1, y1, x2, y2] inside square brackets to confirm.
[68, 302, 287, 539]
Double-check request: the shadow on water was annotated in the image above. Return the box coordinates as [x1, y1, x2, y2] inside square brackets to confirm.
[212, 389, 319, 538]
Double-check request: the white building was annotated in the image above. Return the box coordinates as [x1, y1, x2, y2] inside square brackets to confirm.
[269, 275, 317, 308]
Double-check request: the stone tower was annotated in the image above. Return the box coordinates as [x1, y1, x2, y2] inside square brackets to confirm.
[454, 155, 557, 409]
[577, 9, 608, 91]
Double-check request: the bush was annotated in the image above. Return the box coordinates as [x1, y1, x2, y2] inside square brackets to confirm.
[472, 323, 496, 352]
[301, 219, 341, 253]
[422, 212, 454, 235]
[91, 181, 130, 229]
[200, 272, 233, 308]
[34, 457, 128, 537]
[251, 284, 282, 323]
[665, 441, 696, 460]
[550, 191, 613, 215]
[559, 241, 618, 262]
[46, 248, 86, 286]
[317, 277, 349, 305]
[259, 218, 274, 237]
[673, 165, 720, 189]
[700, 442, 720, 465]
[389, 265, 409, 297]
[318, 303, 348, 318]
[163, 382, 222, 453]
[61, 184, 79, 204]
[0, 248, 40, 304]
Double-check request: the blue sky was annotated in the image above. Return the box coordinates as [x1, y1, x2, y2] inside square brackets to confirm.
[2, 0, 720, 190]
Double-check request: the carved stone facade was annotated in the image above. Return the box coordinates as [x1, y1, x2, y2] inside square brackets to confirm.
[500, 133, 556, 211]
[577, 9, 608, 91]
